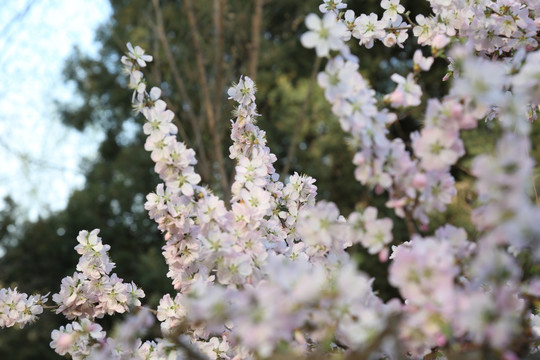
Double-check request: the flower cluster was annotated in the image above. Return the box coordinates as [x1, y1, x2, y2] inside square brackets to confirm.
[50, 319, 106, 359]
[307, 0, 540, 55]
[0, 288, 47, 328]
[118, 39, 401, 359]
[52, 229, 144, 320]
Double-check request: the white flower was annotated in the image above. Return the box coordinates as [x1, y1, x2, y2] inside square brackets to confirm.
[413, 49, 434, 71]
[352, 13, 386, 48]
[301, 13, 348, 57]
[126, 42, 153, 67]
[228, 76, 256, 105]
[381, 0, 405, 22]
[412, 128, 464, 171]
[319, 0, 347, 14]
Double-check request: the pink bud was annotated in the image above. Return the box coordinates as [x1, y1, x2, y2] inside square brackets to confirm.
[383, 34, 397, 47]
[435, 333, 447, 347]
[388, 89, 405, 106]
[412, 173, 427, 189]
[378, 248, 389, 262]
[458, 114, 477, 129]
[503, 351, 519, 360]
[56, 333, 75, 353]
[353, 153, 365, 165]
[450, 102, 462, 118]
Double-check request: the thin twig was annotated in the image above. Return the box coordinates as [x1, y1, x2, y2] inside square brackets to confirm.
[403, 207, 418, 237]
[135, 305, 158, 315]
[404, 11, 416, 27]
[281, 56, 322, 178]
[384, 26, 413, 31]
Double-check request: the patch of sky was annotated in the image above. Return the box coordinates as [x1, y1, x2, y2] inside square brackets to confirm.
[0, 0, 112, 220]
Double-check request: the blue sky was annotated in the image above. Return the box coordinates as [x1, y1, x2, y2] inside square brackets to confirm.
[0, 0, 111, 219]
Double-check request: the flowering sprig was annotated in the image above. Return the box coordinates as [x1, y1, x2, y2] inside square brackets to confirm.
[298, 0, 540, 358]
[119, 41, 403, 358]
[0, 288, 47, 329]
[52, 229, 144, 320]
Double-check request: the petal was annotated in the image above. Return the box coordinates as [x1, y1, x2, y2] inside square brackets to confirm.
[301, 32, 319, 49]
[150, 87, 162, 100]
[316, 42, 330, 57]
[390, 73, 405, 84]
[305, 13, 321, 31]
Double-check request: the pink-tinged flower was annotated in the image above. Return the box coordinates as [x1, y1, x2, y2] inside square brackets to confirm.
[431, 33, 450, 49]
[75, 229, 103, 254]
[301, 13, 348, 57]
[166, 166, 201, 197]
[217, 253, 253, 285]
[235, 156, 267, 189]
[386, 73, 422, 108]
[456, 288, 523, 349]
[411, 128, 464, 171]
[297, 201, 344, 257]
[348, 207, 393, 255]
[156, 293, 186, 333]
[50, 331, 75, 356]
[389, 237, 458, 305]
[382, 15, 409, 47]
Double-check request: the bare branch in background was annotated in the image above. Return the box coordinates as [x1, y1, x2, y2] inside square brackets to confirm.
[145, 28, 191, 146]
[213, 0, 226, 123]
[247, 0, 264, 82]
[0, 137, 82, 175]
[183, 0, 230, 201]
[281, 56, 321, 178]
[0, 0, 37, 68]
[151, 0, 211, 182]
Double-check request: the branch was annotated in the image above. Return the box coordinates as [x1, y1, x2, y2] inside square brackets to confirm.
[247, 0, 264, 82]
[183, 0, 230, 201]
[384, 26, 413, 31]
[213, 0, 226, 124]
[403, 207, 418, 237]
[151, 0, 211, 182]
[147, 28, 191, 146]
[281, 56, 322, 178]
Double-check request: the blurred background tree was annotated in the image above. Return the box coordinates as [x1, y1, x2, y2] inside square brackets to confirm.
[3, 0, 532, 358]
